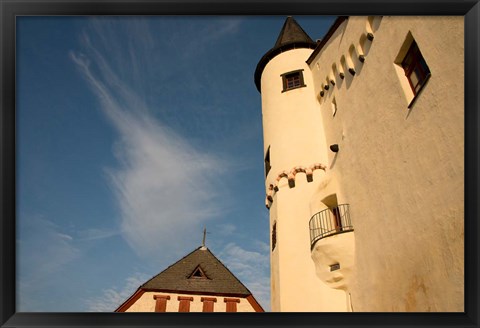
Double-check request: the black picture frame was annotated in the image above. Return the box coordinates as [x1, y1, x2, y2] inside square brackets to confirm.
[1, 1, 478, 327]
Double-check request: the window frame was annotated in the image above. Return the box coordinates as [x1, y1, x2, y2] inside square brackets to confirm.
[153, 295, 170, 312]
[201, 297, 217, 312]
[271, 221, 277, 252]
[280, 69, 306, 92]
[188, 265, 208, 279]
[224, 298, 240, 312]
[177, 296, 193, 312]
[265, 146, 271, 177]
[401, 41, 431, 97]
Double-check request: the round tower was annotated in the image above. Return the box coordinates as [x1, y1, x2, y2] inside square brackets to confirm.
[255, 17, 346, 311]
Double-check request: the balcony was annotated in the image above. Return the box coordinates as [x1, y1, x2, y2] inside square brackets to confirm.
[309, 204, 353, 250]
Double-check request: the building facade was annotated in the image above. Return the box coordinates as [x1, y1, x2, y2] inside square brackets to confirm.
[255, 16, 464, 312]
[115, 246, 264, 312]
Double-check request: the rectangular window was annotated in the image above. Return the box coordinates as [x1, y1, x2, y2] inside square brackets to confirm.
[265, 146, 271, 177]
[286, 73, 301, 88]
[401, 41, 431, 96]
[153, 295, 170, 312]
[201, 297, 217, 312]
[281, 69, 306, 92]
[272, 222, 277, 252]
[330, 263, 341, 271]
[178, 296, 193, 312]
[224, 298, 240, 312]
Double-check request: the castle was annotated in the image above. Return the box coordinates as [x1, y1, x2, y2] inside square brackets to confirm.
[254, 16, 464, 311]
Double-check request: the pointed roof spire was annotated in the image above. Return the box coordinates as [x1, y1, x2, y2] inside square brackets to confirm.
[254, 16, 317, 92]
[273, 16, 315, 48]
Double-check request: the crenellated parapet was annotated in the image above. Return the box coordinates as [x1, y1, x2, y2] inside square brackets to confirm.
[265, 163, 327, 209]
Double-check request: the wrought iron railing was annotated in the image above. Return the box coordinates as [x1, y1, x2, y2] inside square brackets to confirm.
[309, 204, 353, 250]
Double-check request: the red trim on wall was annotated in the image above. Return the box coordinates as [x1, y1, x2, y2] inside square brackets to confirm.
[177, 296, 194, 301]
[246, 295, 265, 312]
[224, 298, 240, 312]
[115, 288, 264, 313]
[114, 289, 145, 312]
[201, 297, 217, 312]
[142, 288, 248, 298]
[178, 296, 194, 312]
[153, 295, 170, 312]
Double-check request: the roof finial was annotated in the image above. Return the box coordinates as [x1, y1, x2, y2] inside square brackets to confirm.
[202, 227, 207, 247]
[201, 227, 209, 250]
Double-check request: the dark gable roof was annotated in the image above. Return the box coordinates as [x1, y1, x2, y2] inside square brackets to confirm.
[254, 16, 317, 92]
[141, 247, 252, 296]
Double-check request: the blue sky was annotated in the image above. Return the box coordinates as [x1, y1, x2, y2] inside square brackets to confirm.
[16, 16, 335, 312]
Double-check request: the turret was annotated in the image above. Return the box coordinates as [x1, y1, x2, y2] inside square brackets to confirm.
[255, 17, 347, 311]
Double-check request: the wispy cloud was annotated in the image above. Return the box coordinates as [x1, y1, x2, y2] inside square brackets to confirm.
[84, 272, 150, 312]
[218, 242, 271, 311]
[181, 18, 243, 60]
[17, 217, 81, 311]
[70, 19, 228, 260]
[76, 227, 121, 241]
[215, 223, 237, 236]
[69, 18, 269, 312]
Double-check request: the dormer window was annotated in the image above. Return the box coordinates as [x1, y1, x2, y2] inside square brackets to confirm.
[281, 69, 306, 92]
[189, 266, 208, 279]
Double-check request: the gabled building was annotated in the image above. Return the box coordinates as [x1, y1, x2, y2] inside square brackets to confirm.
[115, 246, 264, 312]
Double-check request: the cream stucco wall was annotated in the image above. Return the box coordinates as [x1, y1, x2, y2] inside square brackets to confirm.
[307, 16, 464, 311]
[261, 49, 329, 173]
[125, 291, 256, 312]
[260, 47, 346, 311]
[272, 178, 346, 311]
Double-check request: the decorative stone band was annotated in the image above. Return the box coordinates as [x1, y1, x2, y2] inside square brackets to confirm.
[265, 163, 327, 209]
[273, 171, 289, 192]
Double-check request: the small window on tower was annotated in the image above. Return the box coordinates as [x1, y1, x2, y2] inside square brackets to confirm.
[281, 69, 306, 92]
[286, 73, 301, 88]
[272, 222, 277, 252]
[265, 146, 271, 177]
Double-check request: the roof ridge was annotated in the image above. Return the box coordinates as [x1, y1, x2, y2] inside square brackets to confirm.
[203, 247, 253, 295]
[140, 246, 203, 288]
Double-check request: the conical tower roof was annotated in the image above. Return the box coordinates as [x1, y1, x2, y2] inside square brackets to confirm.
[254, 16, 317, 92]
[274, 16, 315, 48]
[140, 246, 251, 295]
